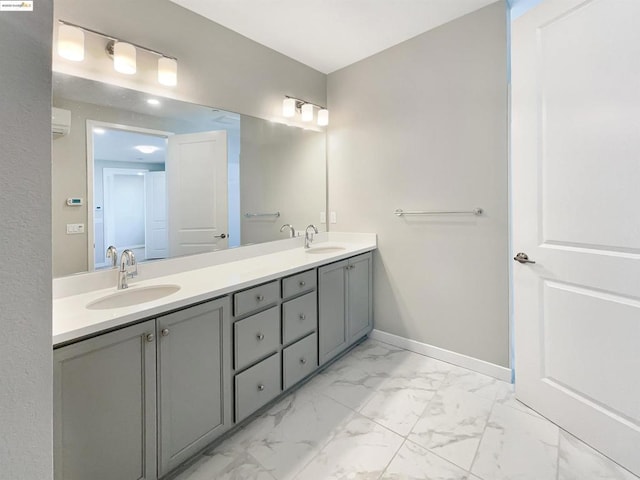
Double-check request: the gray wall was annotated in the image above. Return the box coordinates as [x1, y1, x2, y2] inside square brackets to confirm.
[0, 3, 54, 480]
[327, 2, 509, 366]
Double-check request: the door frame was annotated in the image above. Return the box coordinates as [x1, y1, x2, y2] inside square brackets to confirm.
[86, 120, 173, 272]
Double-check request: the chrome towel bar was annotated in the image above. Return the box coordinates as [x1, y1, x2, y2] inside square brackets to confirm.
[244, 212, 281, 218]
[394, 208, 483, 217]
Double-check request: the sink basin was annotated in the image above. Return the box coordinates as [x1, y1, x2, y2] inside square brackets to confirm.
[86, 284, 181, 310]
[305, 245, 347, 254]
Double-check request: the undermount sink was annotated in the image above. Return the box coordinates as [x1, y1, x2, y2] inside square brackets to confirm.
[86, 284, 181, 310]
[305, 245, 347, 254]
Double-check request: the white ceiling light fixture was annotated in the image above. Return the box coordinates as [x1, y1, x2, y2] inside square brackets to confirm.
[57, 20, 179, 87]
[147, 98, 161, 106]
[158, 57, 178, 86]
[283, 95, 329, 126]
[57, 24, 85, 61]
[134, 145, 161, 154]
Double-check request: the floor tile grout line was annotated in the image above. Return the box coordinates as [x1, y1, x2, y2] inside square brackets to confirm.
[555, 428, 561, 480]
[466, 386, 498, 475]
[403, 435, 484, 477]
[376, 437, 407, 480]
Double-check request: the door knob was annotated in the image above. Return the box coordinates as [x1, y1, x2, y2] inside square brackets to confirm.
[513, 252, 536, 264]
[214, 233, 227, 239]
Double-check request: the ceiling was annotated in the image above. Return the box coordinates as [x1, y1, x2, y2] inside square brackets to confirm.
[169, 0, 498, 74]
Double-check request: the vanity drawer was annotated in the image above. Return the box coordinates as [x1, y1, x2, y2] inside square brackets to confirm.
[234, 306, 279, 371]
[282, 269, 316, 300]
[234, 280, 280, 317]
[235, 352, 281, 422]
[282, 292, 317, 345]
[283, 333, 317, 390]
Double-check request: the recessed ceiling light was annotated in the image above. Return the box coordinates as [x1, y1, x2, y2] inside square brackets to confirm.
[134, 145, 160, 154]
[93, 127, 106, 134]
[147, 98, 160, 106]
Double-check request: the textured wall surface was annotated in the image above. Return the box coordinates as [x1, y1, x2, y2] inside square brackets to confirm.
[327, 2, 510, 366]
[0, 3, 54, 479]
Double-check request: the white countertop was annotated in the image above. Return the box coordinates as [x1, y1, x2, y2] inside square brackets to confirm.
[53, 234, 376, 346]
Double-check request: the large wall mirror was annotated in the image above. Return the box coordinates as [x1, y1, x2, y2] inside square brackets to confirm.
[52, 72, 327, 277]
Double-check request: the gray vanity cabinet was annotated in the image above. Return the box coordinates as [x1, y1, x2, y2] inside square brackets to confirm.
[318, 252, 373, 365]
[53, 320, 157, 480]
[156, 297, 231, 477]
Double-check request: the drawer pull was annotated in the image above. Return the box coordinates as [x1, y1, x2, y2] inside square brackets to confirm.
[299, 280, 306, 287]
[161, 328, 170, 337]
[299, 313, 306, 321]
[257, 384, 265, 391]
[300, 357, 307, 365]
[256, 333, 265, 341]
[256, 294, 265, 302]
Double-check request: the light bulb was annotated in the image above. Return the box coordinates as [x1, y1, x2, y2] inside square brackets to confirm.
[113, 42, 136, 75]
[158, 57, 177, 86]
[317, 109, 329, 126]
[282, 98, 296, 117]
[301, 103, 314, 122]
[57, 25, 84, 62]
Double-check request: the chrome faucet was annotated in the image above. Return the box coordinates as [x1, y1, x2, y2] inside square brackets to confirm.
[106, 245, 118, 268]
[304, 224, 319, 249]
[118, 249, 138, 290]
[280, 224, 296, 238]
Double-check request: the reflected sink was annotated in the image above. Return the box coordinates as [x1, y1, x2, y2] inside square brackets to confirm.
[305, 245, 347, 254]
[86, 284, 181, 310]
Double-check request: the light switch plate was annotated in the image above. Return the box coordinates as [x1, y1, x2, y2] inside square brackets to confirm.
[66, 223, 85, 234]
[320, 211, 326, 223]
[330, 211, 337, 224]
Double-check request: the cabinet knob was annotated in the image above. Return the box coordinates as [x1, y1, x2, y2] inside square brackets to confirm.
[349, 265, 355, 270]
[145, 333, 154, 342]
[300, 357, 307, 365]
[256, 333, 265, 341]
[256, 294, 265, 302]
[257, 384, 265, 391]
[161, 328, 170, 337]
[299, 313, 306, 321]
[299, 280, 306, 287]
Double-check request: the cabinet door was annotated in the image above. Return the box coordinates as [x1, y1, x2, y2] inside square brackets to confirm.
[157, 297, 231, 477]
[348, 252, 373, 342]
[54, 320, 157, 480]
[318, 259, 348, 365]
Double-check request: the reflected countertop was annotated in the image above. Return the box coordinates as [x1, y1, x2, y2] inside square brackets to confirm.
[53, 233, 377, 347]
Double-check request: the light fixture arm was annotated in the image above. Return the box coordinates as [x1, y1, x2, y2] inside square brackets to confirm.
[284, 95, 326, 112]
[58, 19, 177, 61]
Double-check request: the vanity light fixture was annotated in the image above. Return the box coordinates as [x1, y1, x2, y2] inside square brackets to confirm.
[282, 96, 329, 126]
[57, 20, 178, 87]
[147, 98, 161, 106]
[57, 24, 85, 61]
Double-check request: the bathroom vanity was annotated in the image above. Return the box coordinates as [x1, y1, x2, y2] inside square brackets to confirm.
[52, 234, 375, 480]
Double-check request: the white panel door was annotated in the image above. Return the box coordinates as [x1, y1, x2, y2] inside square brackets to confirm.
[167, 131, 228, 256]
[144, 171, 168, 260]
[512, 0, 640, 475]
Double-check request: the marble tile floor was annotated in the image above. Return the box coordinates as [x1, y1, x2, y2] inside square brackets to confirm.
[173, 339, 639, 480]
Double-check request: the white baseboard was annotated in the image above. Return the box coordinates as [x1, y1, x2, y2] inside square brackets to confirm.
[369, 329, 512, 382]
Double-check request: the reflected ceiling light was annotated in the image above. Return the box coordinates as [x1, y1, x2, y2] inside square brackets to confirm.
[282, 95, 329, 126]
[113, 41, 136, 74]
[317, 109, 329, 126]
[282, 97, 296, 117]
[147, 98, 161, 106]
[134, 145, 160, 154]
[57, 24, 84, 61]
[301, 103, 314, 122]
[57, 20, 178, 87]
[158, 57, 178, 86]
[93, 127, 106, 134]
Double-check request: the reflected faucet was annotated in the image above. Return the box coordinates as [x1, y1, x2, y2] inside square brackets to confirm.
[118, 249, 138, 290]
[106, 245, 118, 268]
[280, 224, 296, 238]
[304, 224, 319, 249]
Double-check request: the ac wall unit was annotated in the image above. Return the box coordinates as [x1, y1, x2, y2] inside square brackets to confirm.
[52, 107, 71, 137]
